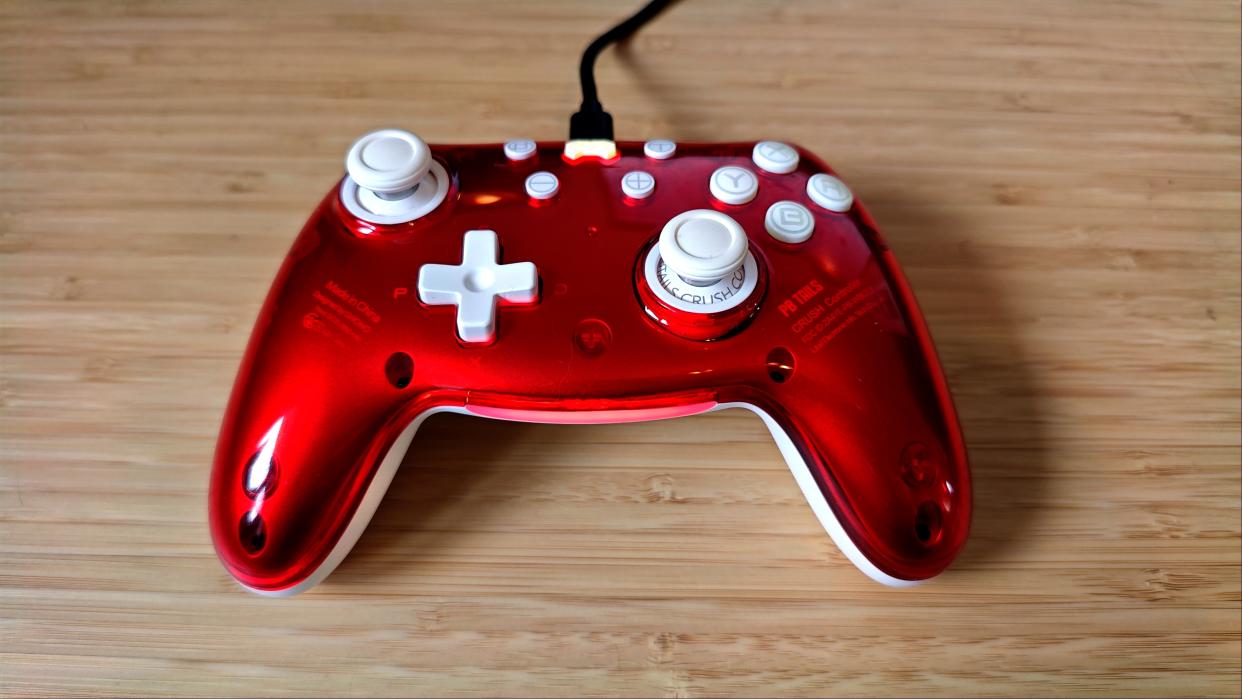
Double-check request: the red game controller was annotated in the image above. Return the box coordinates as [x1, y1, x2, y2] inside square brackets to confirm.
[209, 129, 971, 595]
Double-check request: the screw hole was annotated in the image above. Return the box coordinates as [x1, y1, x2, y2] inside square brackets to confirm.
[238, 512, 267, 554]
[915, 522, 932, 542]
[914, 501, 944, 547]
[765, 347, 795, 384]
[900, 442, 937, 489]
[385, 352, 414, 389]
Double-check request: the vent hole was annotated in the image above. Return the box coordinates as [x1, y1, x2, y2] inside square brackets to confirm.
[765, 347, 795, 384]
[238, 513, 267, 554]
[915, 522, 932, 542]
[385, 352, 414, 389]
[914, 501, 944, 547]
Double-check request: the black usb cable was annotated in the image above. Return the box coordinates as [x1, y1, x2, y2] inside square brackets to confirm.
[569, 0, 678, 141]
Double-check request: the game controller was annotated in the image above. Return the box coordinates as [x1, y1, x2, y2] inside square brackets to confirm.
[208, 129, 972, 595]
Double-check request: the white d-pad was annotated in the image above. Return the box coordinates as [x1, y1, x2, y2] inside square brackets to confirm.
[418, 230, 538, 344]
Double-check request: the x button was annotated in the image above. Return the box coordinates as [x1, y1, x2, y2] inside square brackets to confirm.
[752, 141, 800, 174]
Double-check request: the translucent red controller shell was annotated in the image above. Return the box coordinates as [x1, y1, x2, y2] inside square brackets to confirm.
[209, 142, 971, 594]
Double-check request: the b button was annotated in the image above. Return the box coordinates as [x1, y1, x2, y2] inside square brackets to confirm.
[764, 201, 815, 243]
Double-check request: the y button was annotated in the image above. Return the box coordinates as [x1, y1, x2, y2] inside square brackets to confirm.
[709, 166, 758, 205]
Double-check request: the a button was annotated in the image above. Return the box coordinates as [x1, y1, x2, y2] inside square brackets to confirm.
[764, 200, 815, 243]
[709, 166, 758, 205]
[658, 209, 748, 285]
[524, 171, 559, 200]
[345, 129, 431, 194]
[621, 170, 656, 199]
[418, 230, 539, 343]
[752, 141, 800, 174]
[643, 139, 676, 160]
[504, 139, 537, 161]
[807, 173, 854, 212]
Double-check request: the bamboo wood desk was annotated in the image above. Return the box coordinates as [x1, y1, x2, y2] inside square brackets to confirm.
[1, 1, 1239, 696]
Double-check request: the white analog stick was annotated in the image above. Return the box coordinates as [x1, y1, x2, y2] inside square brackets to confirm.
[346, 129, 431, 194]
[658, 210, 749, 285]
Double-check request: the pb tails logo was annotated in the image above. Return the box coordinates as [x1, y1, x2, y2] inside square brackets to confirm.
[778, 279, 824, 317]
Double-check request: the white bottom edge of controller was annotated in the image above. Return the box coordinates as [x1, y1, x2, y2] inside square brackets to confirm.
[240, 403, 921, 597]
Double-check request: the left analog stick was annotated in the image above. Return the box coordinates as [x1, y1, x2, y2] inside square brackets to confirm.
[340, 128, 449, 224]
[346, 129, 431, 195]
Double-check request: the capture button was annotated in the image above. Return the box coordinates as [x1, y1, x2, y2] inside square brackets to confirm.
[504, 139, 537, 161]
[643, 139, 676, 160]
[807, 173, 854, 212]
[752, 141, 800, 174]
[709, 166, 758, 205]
[764, 200, 815, 243]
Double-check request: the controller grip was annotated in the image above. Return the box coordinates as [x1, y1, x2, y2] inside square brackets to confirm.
[208, 258, 462, 594]
[724, 358, 970, 584]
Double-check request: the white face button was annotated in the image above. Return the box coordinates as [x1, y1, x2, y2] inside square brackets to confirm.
[525, 171, 559, 200]
[417, 230, 538, 344]
[643, 139, 677, 160]
[752, 141, 800, 174]
[504, 139, 537, 161]
[764, 200, 815, 243]
[621, 170, 656, 199]
[345, 129, 431, 194]
[658, 209, 749, 285]
[709, 166, 758, 205]
[807, 173, 854, 212]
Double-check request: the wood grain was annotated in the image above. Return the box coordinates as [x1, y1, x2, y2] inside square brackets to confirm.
[1, 1, 1239, 696]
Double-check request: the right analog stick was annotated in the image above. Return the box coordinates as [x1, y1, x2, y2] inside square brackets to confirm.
[658, 209, 748, 285]
[639, 208, 762, 339]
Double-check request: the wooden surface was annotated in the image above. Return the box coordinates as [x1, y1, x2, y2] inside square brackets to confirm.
[1, 1, 1240, 696]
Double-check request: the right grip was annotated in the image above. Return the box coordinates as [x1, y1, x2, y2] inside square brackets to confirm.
[729, 339, 971, 584]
